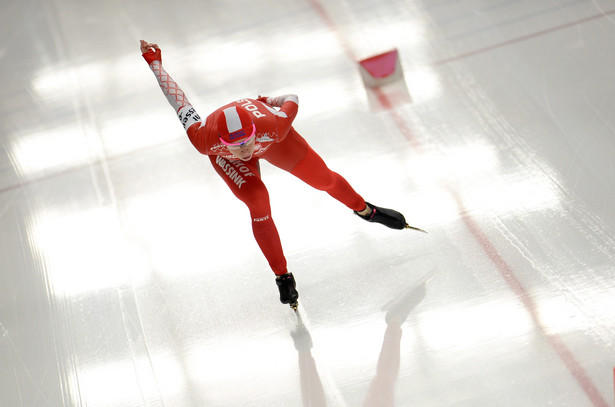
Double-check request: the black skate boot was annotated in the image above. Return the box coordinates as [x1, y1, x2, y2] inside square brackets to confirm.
[355, 202, 408, 230]
[276, 273, 299, 311]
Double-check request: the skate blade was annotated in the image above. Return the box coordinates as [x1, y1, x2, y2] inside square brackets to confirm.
[405, 223, 427, 233]
[290, 301, 299, 313]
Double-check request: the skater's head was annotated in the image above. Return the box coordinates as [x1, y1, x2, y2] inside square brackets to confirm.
[217, 106, 256, 161]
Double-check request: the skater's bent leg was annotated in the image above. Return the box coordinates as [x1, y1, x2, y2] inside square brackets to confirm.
[264, 130, 366, 212]
[290, 148, 366, 211]
[209, 155, 288, 275]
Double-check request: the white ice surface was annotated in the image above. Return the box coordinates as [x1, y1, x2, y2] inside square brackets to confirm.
[1, 0, 615, 406]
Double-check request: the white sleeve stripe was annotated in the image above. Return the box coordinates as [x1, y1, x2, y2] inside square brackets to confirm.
[271, 94, 298, 106]
[222, 107, 242, 132]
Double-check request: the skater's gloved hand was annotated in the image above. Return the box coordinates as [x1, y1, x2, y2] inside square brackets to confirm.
[258, 94, 298, 108]
[140, 40, 161, 65]
[257, 95, 271, 105]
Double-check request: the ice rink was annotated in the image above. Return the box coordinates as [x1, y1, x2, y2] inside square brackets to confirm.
[2, 0, 615, 406]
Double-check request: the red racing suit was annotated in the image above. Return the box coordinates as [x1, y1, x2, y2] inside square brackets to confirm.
[184, 96, 298, 160]
[146, 54, 365, 275]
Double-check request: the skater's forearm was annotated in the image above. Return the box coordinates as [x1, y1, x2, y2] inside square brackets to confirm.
[149, 61, 190, 113]
[265, 94, 298, 108]
[148, 61, 203, 129]
[149, 61, 190, 112]
[258, 94, 298, 119]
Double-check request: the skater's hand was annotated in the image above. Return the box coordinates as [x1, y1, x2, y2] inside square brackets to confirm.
[257, 95, 270, 105]
[140, 40, 161, 65]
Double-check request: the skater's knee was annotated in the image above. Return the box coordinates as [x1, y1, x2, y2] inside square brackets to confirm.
[235, 183, 270, 213]
[309, 172, 338, 191]
[249, 201, 272, 222]
[293, 165, 337, 191]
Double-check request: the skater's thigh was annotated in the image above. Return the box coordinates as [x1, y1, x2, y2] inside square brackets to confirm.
[264, 129, 337, 189]
[208, 155, 270, 215]
[262, 128, 309, 172]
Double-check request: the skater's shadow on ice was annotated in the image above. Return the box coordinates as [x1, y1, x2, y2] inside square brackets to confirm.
[290, 275, 431, 407]
[290, 314, 327, 407]
[363, 275, 430, 407]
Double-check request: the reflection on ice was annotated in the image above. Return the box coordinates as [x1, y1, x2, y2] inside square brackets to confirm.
[31, 206, 136, 297]
[418, 299, 534, 352]
[11, 126, 95, 176]
[291, 275, 430, 407]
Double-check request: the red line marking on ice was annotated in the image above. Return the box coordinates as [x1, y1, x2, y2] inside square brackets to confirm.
[306, 0, 357, 61]
[452, 192, 609, 407]
[308, 1, 613, 406]
[373, 88, 423, 151]
[433, 9, 615, 65]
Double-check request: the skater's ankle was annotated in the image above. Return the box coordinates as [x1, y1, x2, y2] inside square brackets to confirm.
[357, 203, 372, 217]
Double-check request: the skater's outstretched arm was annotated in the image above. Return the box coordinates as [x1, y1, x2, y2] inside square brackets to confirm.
[140, 40, 202, 133]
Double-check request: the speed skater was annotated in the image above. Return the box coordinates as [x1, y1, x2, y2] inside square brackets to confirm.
[140, 40, 423, 311]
